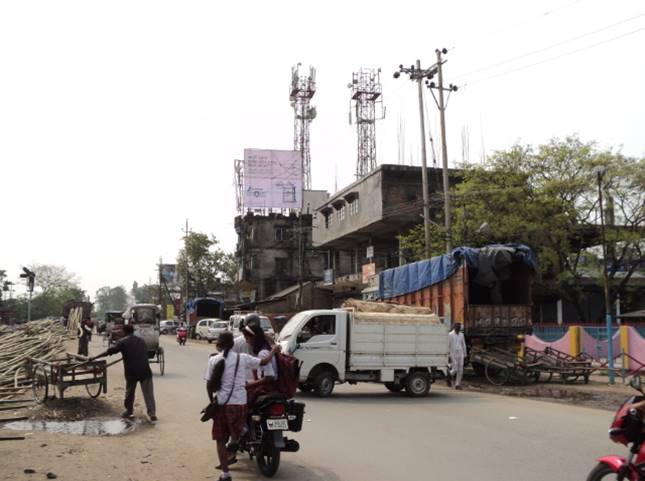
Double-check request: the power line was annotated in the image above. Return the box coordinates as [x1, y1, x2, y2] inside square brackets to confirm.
[451, 0, 586, 51]
[461, 25, 645, 88]
[454, 12, 645, 80]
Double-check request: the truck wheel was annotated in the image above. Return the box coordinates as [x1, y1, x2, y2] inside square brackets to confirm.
[314, 372, 335, 398]
[298, 383, 312, 393]
[405, 372, 430, 397]
[384, 382, 404, 393]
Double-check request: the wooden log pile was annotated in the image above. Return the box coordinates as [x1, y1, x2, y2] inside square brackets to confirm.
[0, 319, 68, 399]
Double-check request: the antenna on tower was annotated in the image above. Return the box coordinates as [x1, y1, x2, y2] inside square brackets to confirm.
[348, 67, 385, 178]
[290, 63, 317, 190]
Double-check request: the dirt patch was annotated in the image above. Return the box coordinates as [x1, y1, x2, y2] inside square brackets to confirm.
[32, 396, 121, 421]
[463, 377, 631, 411]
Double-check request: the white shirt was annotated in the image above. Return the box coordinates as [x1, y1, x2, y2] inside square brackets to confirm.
[257, 348, 278, 380]
[448, 330, 467, 357]
[232, 335, 250, 354]
[204, 352, 261, 405]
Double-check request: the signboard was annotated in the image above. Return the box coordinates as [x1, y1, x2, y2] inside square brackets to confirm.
[243, 149, 303, 209]
[160, 264, 180, 287]
[323, 269, 334, 286]
[366, 246, 374, 259]
[362, 263, 376, 284]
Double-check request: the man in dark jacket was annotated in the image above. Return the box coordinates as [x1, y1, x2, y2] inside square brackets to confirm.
[91, 324, 157, 421]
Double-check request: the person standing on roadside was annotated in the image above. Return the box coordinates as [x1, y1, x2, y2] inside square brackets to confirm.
[90, 323, 157, 421]
[77, 317, 93, 357]
[448, 323, 467, 390]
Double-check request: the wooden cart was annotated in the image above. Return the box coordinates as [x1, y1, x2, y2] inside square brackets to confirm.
[22, 354, 109, 403]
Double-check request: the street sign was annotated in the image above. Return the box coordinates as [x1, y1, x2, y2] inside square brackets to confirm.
[366, 246, 374, 259]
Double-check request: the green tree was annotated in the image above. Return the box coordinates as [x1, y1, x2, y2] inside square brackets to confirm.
[130, 281, 159, 305]
[177, 232, 233, 297]
[94, 286, 128, 316]
[399, 136, 644, 320]
[13, 264, 86, 321]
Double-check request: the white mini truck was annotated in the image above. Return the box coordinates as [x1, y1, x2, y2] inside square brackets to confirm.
[278, 308, 449, 397]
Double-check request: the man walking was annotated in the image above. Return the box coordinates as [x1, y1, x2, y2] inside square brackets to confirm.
[77, 317, 93, 357]
[448, 323, 467, 390]
[91, 324, 157, 421]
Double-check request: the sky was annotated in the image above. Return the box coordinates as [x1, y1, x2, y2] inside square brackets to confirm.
[1, 0, 644, 299]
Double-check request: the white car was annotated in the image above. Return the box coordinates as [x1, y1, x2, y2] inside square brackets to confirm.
[259, 316, 275, 338]
[206, 320, 230, 343]
[195, 318, 221, 340]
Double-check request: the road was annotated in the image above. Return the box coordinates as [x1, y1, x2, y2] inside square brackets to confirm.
[155, 335, 617, 481]
[0, 335, 621, 481]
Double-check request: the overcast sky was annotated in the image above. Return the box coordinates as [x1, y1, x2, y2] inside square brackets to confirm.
[2, 0, 644, 299]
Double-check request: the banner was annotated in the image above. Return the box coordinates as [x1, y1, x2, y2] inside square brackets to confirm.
[160, 264, 179, 288]
[243, 149, 302, 209]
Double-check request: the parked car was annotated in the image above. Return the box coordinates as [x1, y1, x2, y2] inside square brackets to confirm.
[160, 320, 179, 335]
[228, 314, 245, 336]
[206, 320, 230, 343]
[195, 318, 221, 340]
[259, 315, 274, 338]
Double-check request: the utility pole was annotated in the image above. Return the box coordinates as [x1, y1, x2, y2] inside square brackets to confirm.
[596, 168, 615, 384]
[158, 257, 163, 311]
[394, 60, 438, 259]
[426, 48, 458, 253]
[19, 267, 35, 322]
[182, 219, 190, 324]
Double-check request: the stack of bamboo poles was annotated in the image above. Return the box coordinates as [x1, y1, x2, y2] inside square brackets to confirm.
[0, 319, 68, 399]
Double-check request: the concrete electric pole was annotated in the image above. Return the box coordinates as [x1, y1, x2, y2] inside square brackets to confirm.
[394, 60, 439, 259]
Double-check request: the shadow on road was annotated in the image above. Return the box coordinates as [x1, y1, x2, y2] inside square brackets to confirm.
[295, 389, 484, 405]
[230, 458, 342, 481]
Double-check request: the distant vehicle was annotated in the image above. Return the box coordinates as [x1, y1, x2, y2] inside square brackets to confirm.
[186, 297, 224, 338]
[102, 310, 123, 334]
[228, 313, 274, 337]
[206, 320, 230, 343]
[195, 318, 221, 340]
[160, 319, 179, 335]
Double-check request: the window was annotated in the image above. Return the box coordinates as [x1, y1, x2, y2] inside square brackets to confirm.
[275, 257, 288, 275]
[274, 227, 286, 241]
[337, 205, 346, 222]
[325, 212, 333, 228]
[296, 315, 336, 343]
[350, 198, 360, 215]
[246, 226, 255, 240]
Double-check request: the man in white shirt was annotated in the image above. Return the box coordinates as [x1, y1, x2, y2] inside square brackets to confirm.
[448, 323, 467, 390]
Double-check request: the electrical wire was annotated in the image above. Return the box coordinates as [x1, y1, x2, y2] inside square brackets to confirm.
[453, 12, 645, 80]
[451, 0, 586, 51]
[460, 25, 645, 88]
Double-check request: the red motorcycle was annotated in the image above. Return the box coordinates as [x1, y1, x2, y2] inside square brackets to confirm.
[588, 375, 645, 481]
[176, 326, 187, 346]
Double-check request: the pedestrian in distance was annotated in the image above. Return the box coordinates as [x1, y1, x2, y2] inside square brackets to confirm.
[77, 317, 93, 357]
[448, 322, 467, 390]
[205, 331, 280, 481]
[90, 323, 157, 422]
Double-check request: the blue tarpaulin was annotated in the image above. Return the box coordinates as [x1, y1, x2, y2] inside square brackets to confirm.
[378, 244, 537, 299]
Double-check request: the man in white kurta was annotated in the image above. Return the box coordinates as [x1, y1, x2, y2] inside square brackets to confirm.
[448, 323, 467, 389]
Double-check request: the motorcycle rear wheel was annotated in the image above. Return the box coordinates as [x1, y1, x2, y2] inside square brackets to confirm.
[255, 444, 280, 477]
[586, 462, 618, 481]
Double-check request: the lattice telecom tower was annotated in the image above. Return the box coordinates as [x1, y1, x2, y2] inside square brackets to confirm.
[290, 63, 317, 190]
[349, 68, 385, 178]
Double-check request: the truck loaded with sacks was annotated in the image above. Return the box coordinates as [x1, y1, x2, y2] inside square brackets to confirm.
[277, 300, 449, 397]
[378, 244, 537, 374]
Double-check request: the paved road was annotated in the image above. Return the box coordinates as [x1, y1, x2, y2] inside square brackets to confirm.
[150, 336, 618, 481]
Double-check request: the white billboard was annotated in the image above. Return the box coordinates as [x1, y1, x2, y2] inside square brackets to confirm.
[243, 149, 303, 209]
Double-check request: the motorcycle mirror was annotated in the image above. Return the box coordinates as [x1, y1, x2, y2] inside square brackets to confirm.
[630, 375, 643, 393]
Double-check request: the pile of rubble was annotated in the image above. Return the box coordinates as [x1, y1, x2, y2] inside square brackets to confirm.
[0, 319, 68, 399]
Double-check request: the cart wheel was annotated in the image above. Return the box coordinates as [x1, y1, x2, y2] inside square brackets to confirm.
[485, 361, 510, 386]
[157, 348, 165, 376]
[32, 366, 49, 404]
[85, 382, 102, 398]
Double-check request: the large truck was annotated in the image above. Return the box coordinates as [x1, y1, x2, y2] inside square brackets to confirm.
[277, 304, 449, 398]
[379, 244, 536, 373]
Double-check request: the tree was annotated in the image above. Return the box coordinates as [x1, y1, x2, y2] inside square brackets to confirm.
[13, 264, 86, 321]
[177, 232, 234, 297]
[95, 286, 129, 317]
[398, 136, 644, 320]
[131, 281, 158, 305]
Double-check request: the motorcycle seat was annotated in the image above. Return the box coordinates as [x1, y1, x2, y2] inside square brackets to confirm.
[255, 393, 287, 407]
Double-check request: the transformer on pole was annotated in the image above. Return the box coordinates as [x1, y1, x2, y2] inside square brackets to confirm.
[349, 68, 385, 179]
[290, 63, 316, 190]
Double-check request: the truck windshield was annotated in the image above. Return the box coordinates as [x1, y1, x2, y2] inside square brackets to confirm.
[278, 312, 308, 340]
[132, 307, 157, 324]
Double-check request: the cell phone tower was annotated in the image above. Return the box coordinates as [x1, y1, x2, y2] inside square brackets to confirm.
[349, 68, 385, 178]
[290, 63, 317, 190]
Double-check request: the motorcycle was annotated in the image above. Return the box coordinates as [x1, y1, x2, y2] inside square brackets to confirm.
[587, 375, 645, 481]
[237, 393, 305, 477]
[176, 327, 187, 346]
